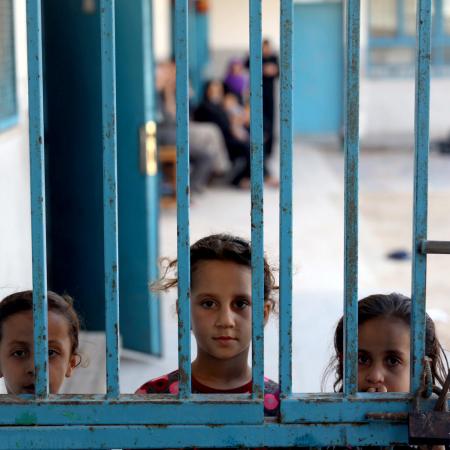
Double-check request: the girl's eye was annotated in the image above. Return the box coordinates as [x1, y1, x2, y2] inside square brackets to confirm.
[234, 299, 250, 310]
[12, 350, 26, 358]
[358, 353, 370, 365]
[48, 349, 59, 358]
[200, 299, 216, 309]
[386, 355, 401, 367]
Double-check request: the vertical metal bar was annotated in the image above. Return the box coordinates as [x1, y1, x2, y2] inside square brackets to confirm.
[343, 0, 360, 396]
[411, 0, 432, 394]
[249, 0, 264, 400]
[175, 0, 191, 399]
[145, 0, 162, 356]
[26, 0, 48, 398]
[279, 0, 293, 398]
[100, 0, 120, 398]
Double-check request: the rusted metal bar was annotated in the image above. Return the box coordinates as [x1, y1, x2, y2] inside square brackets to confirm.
[411, 0, 432, 394]
[249, 0, 264, 400]
[175, 0, 191, 399]
[100, 0, 120, 399]
[26, 0, 49, 399]
[343, 0, 360, 396]
[421, 240, 450, 254]
[279, 0, 294, 400]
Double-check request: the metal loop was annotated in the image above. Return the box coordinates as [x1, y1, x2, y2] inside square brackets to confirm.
[421, 357, 433, 399]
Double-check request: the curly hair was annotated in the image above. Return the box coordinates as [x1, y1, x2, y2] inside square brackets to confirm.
[153, 233, 277, 309]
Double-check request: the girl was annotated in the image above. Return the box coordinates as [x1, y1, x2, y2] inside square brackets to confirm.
[326, 293, 449, 394]
[0, 290, 81, 395]
[136, 234, 280, 416]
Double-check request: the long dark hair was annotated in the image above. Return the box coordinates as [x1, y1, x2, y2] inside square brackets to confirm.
[154, 233, 277, 309]
[325, 293, 449, 392]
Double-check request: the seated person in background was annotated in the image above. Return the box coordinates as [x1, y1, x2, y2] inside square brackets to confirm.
[194, 80, 251, 188]
[156, 61, 228, 193]
[223, 92, 250, 143]
[223, 57, 249, 105]
[195, 80, 278, 189]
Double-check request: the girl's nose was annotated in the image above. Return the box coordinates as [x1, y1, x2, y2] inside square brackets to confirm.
[366, 364, 384, 385]
[216, 308, 235, 328]
[26, 362, 35, 376]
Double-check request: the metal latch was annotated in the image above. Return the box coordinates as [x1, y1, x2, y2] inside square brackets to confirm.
[409, 362, 450, 446]
[140, 121, 158, 176]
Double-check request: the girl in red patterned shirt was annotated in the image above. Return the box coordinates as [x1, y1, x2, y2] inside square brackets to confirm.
[136, 234, 279, 416]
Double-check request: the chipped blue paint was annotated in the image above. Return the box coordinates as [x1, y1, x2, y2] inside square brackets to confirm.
[26, 0, 49, 399]
[145, 0, 163, 356]
[2, 1, 440, 448]
[411, 0, 432, 395]
[343, 0, 360, 397]
[175, 0, 191, 399]
[249, 0, 264, 401]
[100, 0, 120, 399]
[0, 393, 447, 426]
[14, 412, 37, 426]
[0, 423, 410, 449]
[279, 0, 293, 400]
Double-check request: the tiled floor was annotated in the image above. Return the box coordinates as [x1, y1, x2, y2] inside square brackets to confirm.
[6, 140, 447, 395]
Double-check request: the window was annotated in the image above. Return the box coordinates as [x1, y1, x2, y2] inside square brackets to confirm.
[0, 0, 18, 131]
[368, 0, 450, 76]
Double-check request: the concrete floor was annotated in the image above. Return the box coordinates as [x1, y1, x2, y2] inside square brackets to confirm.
[4, 140, 448, 395]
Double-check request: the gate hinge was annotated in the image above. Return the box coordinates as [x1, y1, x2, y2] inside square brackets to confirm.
[140, 121, 158, 176]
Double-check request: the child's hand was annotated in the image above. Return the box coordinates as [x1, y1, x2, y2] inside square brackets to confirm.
[366, 386, 388, 392]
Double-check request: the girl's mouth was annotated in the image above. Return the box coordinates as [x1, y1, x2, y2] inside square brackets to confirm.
[22, 384, 35, 394]
[213, 336, 237, 341]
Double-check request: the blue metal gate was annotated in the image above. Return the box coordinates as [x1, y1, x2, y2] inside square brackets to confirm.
[0, 0, 448, 448]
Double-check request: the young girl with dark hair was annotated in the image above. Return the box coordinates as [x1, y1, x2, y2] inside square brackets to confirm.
[326, 293, 449, 393]
[136, 233, 280, 416]
[0, 290, 81, 394]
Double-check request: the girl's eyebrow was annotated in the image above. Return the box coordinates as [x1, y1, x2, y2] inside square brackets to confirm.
[385, 349, 407, 356]
[8, 340, 29, 346]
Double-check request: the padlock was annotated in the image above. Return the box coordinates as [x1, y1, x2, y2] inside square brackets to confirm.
[409, 368, 450, 445]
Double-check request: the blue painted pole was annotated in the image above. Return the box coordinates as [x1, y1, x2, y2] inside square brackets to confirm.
[343, 0, 360, 396]
[100, 0, 120, 399]
[145, 0, 162, 356]
[279, 0, 293, 399]
[411, 0, 432, 395]
[26, 0, 49, 398]
[175, 0, 191, 399]
[249, 0, 264, 400]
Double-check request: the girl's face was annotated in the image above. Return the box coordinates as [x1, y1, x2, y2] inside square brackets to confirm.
[357, 316, 410, 392]
[0, 310, 77, 394]
[190, 260, 271, 362]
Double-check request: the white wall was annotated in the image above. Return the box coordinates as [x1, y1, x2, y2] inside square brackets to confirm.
[359, 0, 450, 142]
[210, 0, 280, 51]
[208, 0, 450, 141]
[360, 78, 450, 143]
[0, 0, 32, 299]
[153, 0, 171, 61]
